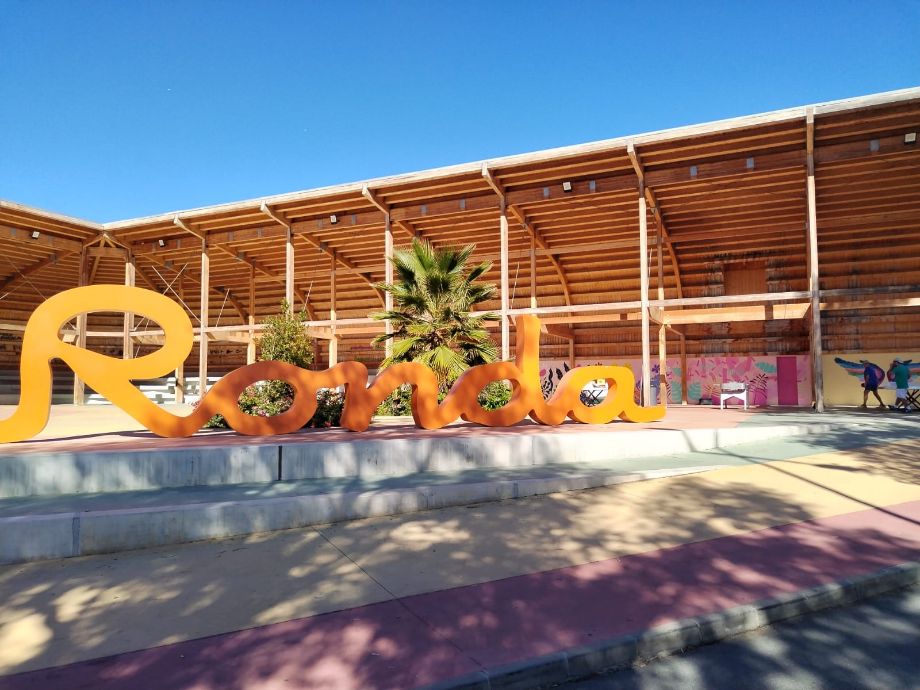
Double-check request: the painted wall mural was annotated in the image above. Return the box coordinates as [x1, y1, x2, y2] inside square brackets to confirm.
[540, 355, 812, 407]
[823, 351, 920, 406]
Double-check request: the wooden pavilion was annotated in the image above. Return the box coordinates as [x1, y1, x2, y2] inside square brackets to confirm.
[1, 87, 919, 411]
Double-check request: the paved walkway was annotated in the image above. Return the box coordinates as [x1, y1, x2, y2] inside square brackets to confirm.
[564, 585, 920, 690]
[0, 419, 918, 688]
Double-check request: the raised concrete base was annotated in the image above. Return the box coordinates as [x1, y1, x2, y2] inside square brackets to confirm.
[0, 422, 833, 498]
[0, 445, 279, 498]
[0, 464, 719, 565]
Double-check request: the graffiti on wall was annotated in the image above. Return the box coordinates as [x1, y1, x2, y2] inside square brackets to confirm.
[539, 355, 811, 407]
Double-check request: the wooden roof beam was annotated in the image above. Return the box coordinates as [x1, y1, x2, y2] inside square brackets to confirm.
[627, 143, 684, 299]
[174, 212, 312, 318]
[482, 165, 573, 307]
[134, 254, 248, 323]
[0, 250, 78, 295]
[263, 202, 385, 308]
[664, 303, 811, 325]
[0, 225, 84, 253]
[362, 185, 423, 243]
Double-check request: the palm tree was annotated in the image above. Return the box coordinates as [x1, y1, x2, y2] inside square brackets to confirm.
[373, 239, 499, 386]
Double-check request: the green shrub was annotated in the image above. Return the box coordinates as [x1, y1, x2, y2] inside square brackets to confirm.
[376, 384, 414, 416]
[374, 380, 511, 416]
[311, 388, 344, 427]
[203, 385, 343, 429]
[200, 300, 344, 430]
[259, 300, 314, 368]
[478, 381, 512, 410]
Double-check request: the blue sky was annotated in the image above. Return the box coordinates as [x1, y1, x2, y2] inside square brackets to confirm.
[1, 1, 918, 222]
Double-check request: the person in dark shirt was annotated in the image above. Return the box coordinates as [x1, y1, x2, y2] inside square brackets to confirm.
[859, 360, 885, 409]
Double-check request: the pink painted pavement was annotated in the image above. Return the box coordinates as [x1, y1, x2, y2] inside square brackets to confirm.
[3, 500, 918, 690]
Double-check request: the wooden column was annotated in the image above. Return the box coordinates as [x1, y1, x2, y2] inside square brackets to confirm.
[175, 275, 185, 404]
[285, 226, 295, 308]
[529, 231, 537, 309]
[679, 333, 689, 405]
[384, 212, 394, 359]
[73, 249, 88, 405]
[246, 264, 256, 365]
[806, 107, 824, 412]
[656, 221, 666, 405]
[122, 251, 135, 360]
[329, 253, 338, 365]
[638, 185, 651, 406]
[500, 198, 510, 361]
[199, 240, 209, 398]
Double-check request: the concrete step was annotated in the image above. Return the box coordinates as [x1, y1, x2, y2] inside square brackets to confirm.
[0, 454, 735, 565]
[0, 421, 837, 499]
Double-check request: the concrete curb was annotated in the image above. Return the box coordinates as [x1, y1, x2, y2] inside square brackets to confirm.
[420, 561, 920, 690]
[0, 465, 721, 565]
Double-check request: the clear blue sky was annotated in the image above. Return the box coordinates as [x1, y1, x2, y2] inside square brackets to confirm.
[1, 1, 918, 222]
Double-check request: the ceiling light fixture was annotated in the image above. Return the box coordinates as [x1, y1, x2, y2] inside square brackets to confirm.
[906, 132, 917, 145]
[158, 239, 166, 247]
[30, 230, 40, 239]
[329, 214, 338, 225]
[562, 181, 573, 192]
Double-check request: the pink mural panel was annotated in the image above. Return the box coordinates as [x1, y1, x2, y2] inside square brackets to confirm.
[539, 354, 812, 407]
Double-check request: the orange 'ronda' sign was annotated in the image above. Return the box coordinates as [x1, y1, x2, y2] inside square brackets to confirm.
[0, 286, 664, 443]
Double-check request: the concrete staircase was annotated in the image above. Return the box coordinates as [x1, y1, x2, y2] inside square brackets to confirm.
[0, 417, 863, 566]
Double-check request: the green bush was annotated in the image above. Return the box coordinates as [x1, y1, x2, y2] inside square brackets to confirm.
[311, 388, 344, 427]
[375, 380, 511, 416]
[201, 300, 345, 430]
[478, 381, 512, 410]
[259, 300, 314, 368]
[376, 384, 414, 416]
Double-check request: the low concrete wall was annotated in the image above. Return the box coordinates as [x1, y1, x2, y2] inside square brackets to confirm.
[280, 424, 834, 481]
[0, 445, 278, 498]
[0, 423, 832, 499]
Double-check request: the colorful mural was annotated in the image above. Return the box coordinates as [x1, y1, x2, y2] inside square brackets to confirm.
[823, 351, 920, 406]
[540, 355, 811, 407]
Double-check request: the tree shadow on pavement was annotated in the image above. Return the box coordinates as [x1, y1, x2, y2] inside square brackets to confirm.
[567, 586, 920, 690]
[1, 426, 919, 689]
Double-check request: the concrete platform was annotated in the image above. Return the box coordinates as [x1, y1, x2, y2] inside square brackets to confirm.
[0, 405, 836, 498]
[0, 406, 916, 565]
[1, 429, 919, 689]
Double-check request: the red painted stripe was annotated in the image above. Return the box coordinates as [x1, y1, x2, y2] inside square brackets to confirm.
[3, 501, 919, 690]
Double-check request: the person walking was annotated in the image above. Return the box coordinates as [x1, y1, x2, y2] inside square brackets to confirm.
[891, 358, 912, 412]
[859, 360, 886, 409]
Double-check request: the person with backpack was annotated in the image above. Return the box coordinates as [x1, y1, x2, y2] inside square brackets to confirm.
[859, 360, 886, 409]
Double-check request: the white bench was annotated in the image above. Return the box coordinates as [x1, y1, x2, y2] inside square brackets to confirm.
[720, 382, 748, 410]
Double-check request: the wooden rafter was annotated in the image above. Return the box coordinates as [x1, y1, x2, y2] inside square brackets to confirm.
[627, 143, 685, 299]
[134, 252, 248, 323]
[261, 202, 385, 308]
[172, 214, 312, 319]
[361, 186, 417, 243]
[481, 165, 573, 307]
[0, 250, 77, 295]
